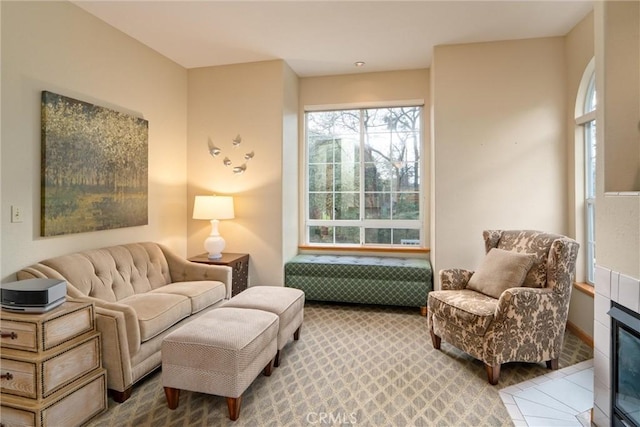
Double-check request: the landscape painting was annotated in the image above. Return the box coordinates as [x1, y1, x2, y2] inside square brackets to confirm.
[41, 91, 148, 236]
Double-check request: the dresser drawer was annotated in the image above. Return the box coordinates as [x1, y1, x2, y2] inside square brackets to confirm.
[0, 320, 38, 352]
[0, 358, 36, 398]
[0, 301, 94, 352]
[1, 332, 101, 399]
[0, 368, 106, 427]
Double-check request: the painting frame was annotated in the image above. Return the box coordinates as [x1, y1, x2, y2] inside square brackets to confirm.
[40, 91, 149, 237]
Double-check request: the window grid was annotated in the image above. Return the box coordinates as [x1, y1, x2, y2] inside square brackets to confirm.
[305, 106, 423, 247]
[583, 72, 596, 284]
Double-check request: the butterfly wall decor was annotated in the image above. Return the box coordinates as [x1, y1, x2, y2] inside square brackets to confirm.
[207, 134, 255, 174]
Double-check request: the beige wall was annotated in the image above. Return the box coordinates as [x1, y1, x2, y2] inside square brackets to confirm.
[431, 37, 568, 287]
[596, 1, 640, 280]
[299, 69, 430, 249]
[282, 64, 300, 265]
[300, 69, 429, 107]
[0, 1, 188, 282]
[565, 12, 595, 338]
[602, 1, 640, 193]
[187, 60, 298, 286]
[0, 1, 3, 280]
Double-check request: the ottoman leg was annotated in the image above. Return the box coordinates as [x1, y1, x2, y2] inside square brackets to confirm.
[274, 350, 281, 368]
[275, 326, 301, 367]
[264, 357, 274, 376]
[164, 387, 180, 410]
[226, 396, 242, 421]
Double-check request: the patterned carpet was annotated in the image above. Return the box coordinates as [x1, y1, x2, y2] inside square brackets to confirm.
[86, 302, 593, 427]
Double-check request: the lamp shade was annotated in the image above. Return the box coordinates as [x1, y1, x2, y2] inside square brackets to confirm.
[193, 195, 235, 220]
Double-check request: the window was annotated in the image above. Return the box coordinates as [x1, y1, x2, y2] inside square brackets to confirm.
[304, 106, 423, 247]
[577, 71, 596, 284]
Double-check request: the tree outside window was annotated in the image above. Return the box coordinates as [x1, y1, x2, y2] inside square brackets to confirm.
[305, 106, 423, 247]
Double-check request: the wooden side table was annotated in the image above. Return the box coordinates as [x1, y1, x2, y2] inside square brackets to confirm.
[189, 253, 249, 297]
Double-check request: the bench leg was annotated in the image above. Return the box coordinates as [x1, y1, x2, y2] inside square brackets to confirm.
[294, 326, 301, 340]
[420, 306, 427, 316]
[164, 387, 180, 409]
[226, 396, 242, 421]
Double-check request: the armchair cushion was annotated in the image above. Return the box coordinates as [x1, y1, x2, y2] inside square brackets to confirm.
[428, 289, 498, 336]
[467, 248, 535, 298]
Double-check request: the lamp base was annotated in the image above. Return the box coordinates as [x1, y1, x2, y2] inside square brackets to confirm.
[203, 220, 226, 261]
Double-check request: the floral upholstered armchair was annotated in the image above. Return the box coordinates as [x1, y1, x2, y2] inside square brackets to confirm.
[427, 230, 579, 384]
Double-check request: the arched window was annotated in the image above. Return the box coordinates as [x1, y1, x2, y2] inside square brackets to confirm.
[576, 69, 596, 284]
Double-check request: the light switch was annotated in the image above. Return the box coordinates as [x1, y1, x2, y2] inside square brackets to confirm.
[11, 205, 24, 223]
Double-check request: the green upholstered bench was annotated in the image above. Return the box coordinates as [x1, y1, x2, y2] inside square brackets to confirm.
[284, 254, 432, 314]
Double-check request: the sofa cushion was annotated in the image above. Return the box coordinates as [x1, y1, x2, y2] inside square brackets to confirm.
[150, 281, 226, 314]
[119, 293, 191, 342]
[428, 289, 498, 336]
[467, 248, 535, 299]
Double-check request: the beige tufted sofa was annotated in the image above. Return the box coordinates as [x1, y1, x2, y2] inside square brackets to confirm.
[17, 242, 232, 403]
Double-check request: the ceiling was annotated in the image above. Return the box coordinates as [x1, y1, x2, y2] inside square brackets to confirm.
[73, 1, 594, 77]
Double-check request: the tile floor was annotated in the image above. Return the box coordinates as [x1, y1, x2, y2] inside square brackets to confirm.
[500, 359, 594, 427]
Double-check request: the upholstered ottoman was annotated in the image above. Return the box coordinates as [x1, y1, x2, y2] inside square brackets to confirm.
[223, 286, 304, 367]
[161, 307, 278, 421]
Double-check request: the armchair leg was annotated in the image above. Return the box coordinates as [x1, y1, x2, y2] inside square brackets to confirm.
[485, 364, 501, 385]
[429, 327, 441, 350]
[546, 358, 559, 370]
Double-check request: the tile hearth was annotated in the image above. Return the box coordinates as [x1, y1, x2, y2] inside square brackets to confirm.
[500, 359, 594, 427]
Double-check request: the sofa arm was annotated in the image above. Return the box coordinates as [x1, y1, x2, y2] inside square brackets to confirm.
[94, 305, 135, 393]
[17, 263, 140, 355]
[160, 246, 233, 299]
[72, 295, 141, 357]
[439, 268, 473, 290]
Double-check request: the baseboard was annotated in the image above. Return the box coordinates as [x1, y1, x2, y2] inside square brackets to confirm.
[566, 320, 594, 348]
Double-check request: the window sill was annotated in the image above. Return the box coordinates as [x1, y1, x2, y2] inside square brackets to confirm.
[298, 245, 430, 254]
[604, 191, 640, 197]
[573, 282, 594, 298]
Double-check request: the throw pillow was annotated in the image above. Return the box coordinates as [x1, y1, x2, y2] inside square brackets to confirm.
[467, 248, 535, 299]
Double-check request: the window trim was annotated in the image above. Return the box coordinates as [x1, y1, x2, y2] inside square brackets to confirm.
[303, 104, 426, 248]
[304, 99, 425, 112]
[575, 66, 596, 285]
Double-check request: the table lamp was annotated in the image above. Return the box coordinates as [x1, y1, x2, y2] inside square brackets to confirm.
[193, 195, 235, 259]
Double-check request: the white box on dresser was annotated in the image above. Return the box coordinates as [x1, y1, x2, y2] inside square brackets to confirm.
[0, 300, 107, 427]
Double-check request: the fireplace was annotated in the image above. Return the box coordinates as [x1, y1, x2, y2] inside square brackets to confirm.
[609, 301, 640, 427]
